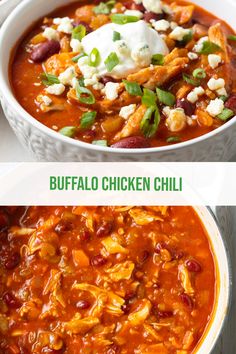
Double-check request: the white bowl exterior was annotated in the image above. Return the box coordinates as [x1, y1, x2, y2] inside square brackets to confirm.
[0, 0, 22, 25]
[1, 0, 236, 161]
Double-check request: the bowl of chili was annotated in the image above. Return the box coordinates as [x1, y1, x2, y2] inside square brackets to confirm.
[1, 0, 236, 161]
[0, 205, 231, 353]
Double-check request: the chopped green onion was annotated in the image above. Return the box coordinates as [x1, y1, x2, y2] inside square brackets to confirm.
[59, 126, 77, 137]
[75, 81, 96, 105]
[89, 48, 101, 67]
[72, 53, 87, 63]
[142, 88, 157, 107]
[72, 25, 86, 41]
[140, 106, 160, 138]
[113, 31, 121, 41]
[166, 136, 181, 143]
[228, 35, 236, 41]
[198, 41, 222, 55]
[104, 52, 119, 72]
[219, 95, 228, 102]
[182, 73, 200, 87]
[80, 111, 97, 129]
[111, 14, 139, 25]
[179, 30, 193, 46]
[193, 68, 206, 79]
[78, 77, 85, 87]
[41, 73, 60, 86]
[217, 108, 234, 121]
[156, 88, 176, 107]
[93, 0, 115, 14]
[123, 80, 142, 96]
[92, 140, 108, 146]
[151, 54, 164, 66]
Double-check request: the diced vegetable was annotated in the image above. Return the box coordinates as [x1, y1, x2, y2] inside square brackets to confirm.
[89, 48, 101, 67]
[113, 31, 121, 41]
[198, 41, 222, 54]
[192, 68, 206, 79]
[140, 106, 160, 138]
[142, 89, 157, 107]
[166, 136, 181, 143]
[41, 72, 60, 86]
[217, 108, 234, 121]
[72, 53, 88, 62]
[111, 14, 140, 25]
[72, 25, 86, 41]
[80, 111, 97, 128]
[228, 35, 236, 41]
[182, 73, 200, 86]
[93, 0, 115, 14]
[151, 54, 164, 66]
[104, 52, 119, 72]
[75, 81, 96, 104]
[123, 80, 142, 96]
[92, 140, 108, 146]
[59, 126, 77, 137]
[156, 88, 176, 106]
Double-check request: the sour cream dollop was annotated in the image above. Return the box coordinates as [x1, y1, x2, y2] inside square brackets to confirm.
[81, 20, 169, 79]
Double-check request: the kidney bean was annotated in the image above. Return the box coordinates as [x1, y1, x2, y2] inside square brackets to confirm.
[55, 220, 73, 234]
[5, 252, 20, 270]
[100, 76, 117, 85]
[0, 211, 9, 231]
[79, 229, 91, 242]
[173, 250, 184, 260]
[157, 310, 173, 318]
[30, 40, 60, 63]
[121, 302, 131, 314]
[76, 300, 90, 310]
[123, 1, 145, 12]
[180, 293, 193, 309]
[144, 12, 164, 23]
[3, 292, 21, 308]
[111, 136, 150, 149]
[176, 99, 195, 116]
[124, 290, 136, 301]
[90, 255, 107, 267]
[185, 259, 202, 272]
[225, 94, 236, 114]
[96, 221, 113, 238]
[73, 20, 92, 33]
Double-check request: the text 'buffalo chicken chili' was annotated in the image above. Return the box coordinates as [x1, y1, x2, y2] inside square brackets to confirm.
[10, 0, 236, 148]
[0, 206, 216, 353]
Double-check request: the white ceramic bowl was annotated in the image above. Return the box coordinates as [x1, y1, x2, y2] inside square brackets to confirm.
[0, 0, 236, 161]
[0, 0, 22, 25]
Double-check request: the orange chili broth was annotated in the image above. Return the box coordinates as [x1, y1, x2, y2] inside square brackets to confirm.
[0, 206, 218, 353]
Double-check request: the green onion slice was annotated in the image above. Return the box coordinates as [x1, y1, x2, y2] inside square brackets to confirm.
[92, 140, 108, 146]
[182, 73, 200, 87]
[72, 25, 86, 41]
[217, 108, 234, 121]
[140, 106, 160, 138]
[113, 31, 121, 41]
[89, 48, 101, 67]
[156, 88, 176, 107]
[104, 52, 119, 72]
[193, 68, 206, 79]
[228, 35, 236, 41]
[123, 80, 142, 96]
[179, 30, 193, 46]
[142, 88, 157, 107]
[111, 14, 139, 25]
[93, 0, 115, 14]
[219, 95, 228, 102]
[198, 41, 222, 55]
[72, 53, 87, 63]
[166, 136, 181, 143]
[75, 81, 96, 105]
[41, 73, 60, 86]
[80, 111, 97, 128]
[59, 126, 77, 137]
[151, 54, 164, 66]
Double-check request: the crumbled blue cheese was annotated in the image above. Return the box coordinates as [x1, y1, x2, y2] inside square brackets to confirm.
[59, 66, 77, 85]
[134, 0, 142, 4]
[81, 21, 169, 79]
[216, 87, 227, 96]
[207, 78, 225, 91]
[119, 104, 136, 119]
[152, 19, 170, 32]
[70, 39, 83, 53]
[142, 0, 163, 14]
[164, 108, 187, 132]
[124, 9, 143, 18]
[131, 42, 152, 67]
[187, 87, 205, 104]
[193, 36, 208, 52]
[103, 82, 120, 100]
[170, 22, 178, 30]
[40, 95, 52, 106]
[169, 26, 191, 41]
[206, 98, 224, 117]
[208, 54, 222, 69]
[188, 52, 198, 60]
[42, 27, 59, 41]
[77, 56, 103, 90]
[45, 83, 65, 95]
[115, 40, 130, 57]
[53, 17, 73, 34]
